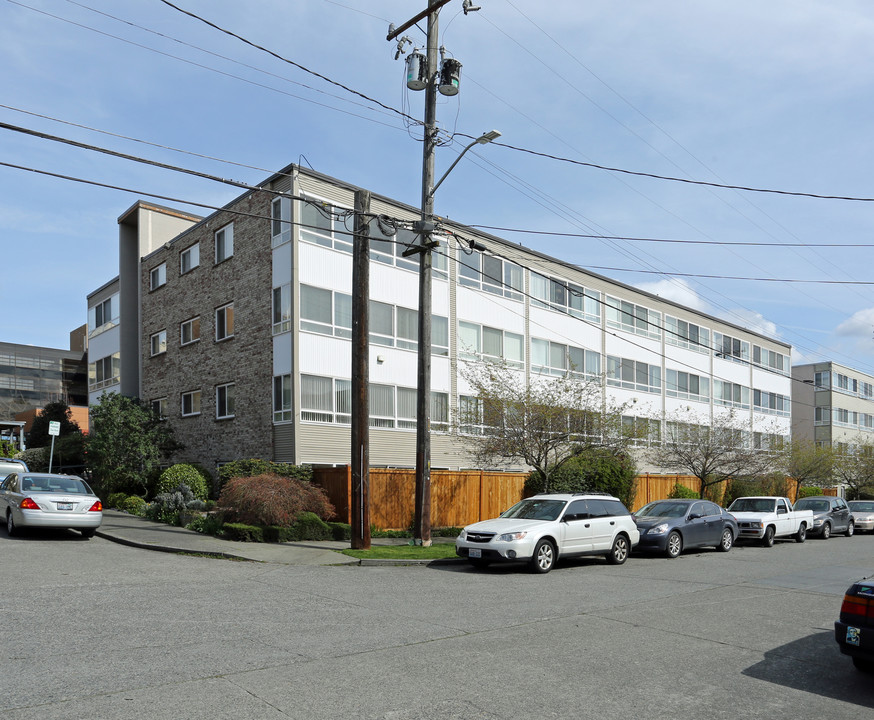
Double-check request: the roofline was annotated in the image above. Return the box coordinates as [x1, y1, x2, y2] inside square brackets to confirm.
[117, 199, 203, 226]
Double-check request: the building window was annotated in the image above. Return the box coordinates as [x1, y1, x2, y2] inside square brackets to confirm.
[215, 224, 234, 263]
[271, 197, 292, 248]
[665, 316, 710, 354]
[713, 332, 750, 364]
[273, 284, 292, 335]
[180, 243, 200, 274]
[181, 317, 200, 346]
[605, 296, 661, 339]
[300, 285, 351, 338]
[273, 374, 292, 422]
[216, 383, 235, 419]
[621, 416, 662, 446]
[394, 307, 449, 356]
[370, 224, 450, 277]
[150, 263, 167, 291]
[752, 345, 788, 375]
[150, 330, 167, 356]
[459, 253, 523, 300]
[459, 322, 523, 368]
[834, 372, 860, 396]
[531, 272, 600, 322]
[182, 390, 201, 417]
[301, 374, 351, 423]
[814, 371, 830, 389]
[150, 397, 167, 420]
[814, 406, 830, 425]
[88, 294, 119, 338]
[531, 338, 600, 378]
[753, 389, 790, 417]
[215, 303, 234, 341]
[88, 353, 120, 390]
[713, 379, 750, 409]
[300, 197, 351, 253]
[666, 369, 710, 402]
[606, 356, 661, 393]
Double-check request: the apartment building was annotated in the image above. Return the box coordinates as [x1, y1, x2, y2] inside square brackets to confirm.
[792, 361, 874, 451]
[90, 164, 793, 475]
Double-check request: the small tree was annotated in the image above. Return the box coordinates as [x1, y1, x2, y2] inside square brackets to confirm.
[832, 440, 874, 500]
[649, 411, 774, 499]
[527, 448, 638, 508]
[776, 439, 835, 500]
[458, 361, 635, 493]
[87, 392, 182, 496]
[28, 400, 81, 449]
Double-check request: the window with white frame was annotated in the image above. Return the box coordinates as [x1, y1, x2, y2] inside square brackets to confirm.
[752, 345, 788, 375]
[531, 338, 600, 378]
[180, 243, 200, 274]
[300, 374, 351, 423]
[605, 296, 661, 340]
[88, 353, 120, 390]
[214, 223, 234, 263]
[753, 432, 787, 452]
[833, 407, 858, 427]
[459, 252, 523, 300]
[181, 316, 200, 346]
[88, 294, 119, 337]
[531, 272, 601, 322]
[666, 369, 710, 402]
[814, 371, 830, 389]
[181, 390, 201, 417]
[273, 284, 292, 334]
[395, 307, 449, 355]
[753, 389, 790, 416]
[370, 223, 423, 272]
[606, 356, 661, 393]
[150, 330, 167, 356]
[300, 197, 351, 253]
[150, 397, 167, 420]
[216, 383, 235, 419]
[271, 196, 292, 247]
[458, 322, 523, 368]
[834, 372, 859, 396]
[273, 374, 292, 422]
[665, 315, 710, 353]
[621, 415, 661, 446]
[300, 285, 351, 338]
[215, 303, 234, 341]
[713, 379, 750, 409]
[814, 406, 830, 425]
[713, 332, 750, 364]
[149, 263, 167, 291]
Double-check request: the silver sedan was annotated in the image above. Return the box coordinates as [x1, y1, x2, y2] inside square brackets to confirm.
[0, 472, 103, 538]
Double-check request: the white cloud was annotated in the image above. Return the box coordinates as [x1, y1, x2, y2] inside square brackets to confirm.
[635, 279, 710, 313]
[720, 309, 778, 339]
[835, 307, 874, 339]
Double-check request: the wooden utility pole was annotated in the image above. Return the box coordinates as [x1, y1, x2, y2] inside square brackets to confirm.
[351, 189, 371, 549]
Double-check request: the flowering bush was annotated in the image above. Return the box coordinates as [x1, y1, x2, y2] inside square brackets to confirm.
[218, 473, 334, 527]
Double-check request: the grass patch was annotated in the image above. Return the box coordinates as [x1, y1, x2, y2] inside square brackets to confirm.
[340, 544, 459, 560]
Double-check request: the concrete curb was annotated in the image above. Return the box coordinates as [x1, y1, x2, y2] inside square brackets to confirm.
[95, 529, 257, 562]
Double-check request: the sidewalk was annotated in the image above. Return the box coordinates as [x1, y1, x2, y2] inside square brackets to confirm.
[96, 510, 459, 566]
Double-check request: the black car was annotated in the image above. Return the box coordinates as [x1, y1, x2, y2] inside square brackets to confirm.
[633, 499, 738, 558]
[835, 576, 874, 671]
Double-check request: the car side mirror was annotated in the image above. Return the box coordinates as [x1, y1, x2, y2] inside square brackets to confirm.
[688, 513, 700, 520]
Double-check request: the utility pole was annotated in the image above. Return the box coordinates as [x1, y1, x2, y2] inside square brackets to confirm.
[351, 189, 371, 549]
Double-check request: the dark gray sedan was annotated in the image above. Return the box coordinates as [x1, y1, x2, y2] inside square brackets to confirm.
[633, 499, 738, 558]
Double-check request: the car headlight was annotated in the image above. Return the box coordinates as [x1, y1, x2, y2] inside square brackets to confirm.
[458, 529, 467, 541]
[749, 521, 763, 529]
[647, 523, 669, 535]
[498, 531, 527, 542]
[812, 518, 822, 526]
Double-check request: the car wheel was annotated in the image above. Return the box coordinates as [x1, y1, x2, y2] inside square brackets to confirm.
[81, 528, 96, 539]
[821, 522, 831, 540]
[718, 528, 734, 552]
[665, 531, 682, 558]
[529, 539, 556, 574]
[761, 526, 775, 547]
[607, 534, 630, 565]
[6, 511, 16, 537]
[845, 521, 854, 538]
[795, 524, 807, 543]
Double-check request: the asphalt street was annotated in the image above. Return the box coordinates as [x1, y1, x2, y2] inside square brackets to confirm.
[1, 527, 872, 719]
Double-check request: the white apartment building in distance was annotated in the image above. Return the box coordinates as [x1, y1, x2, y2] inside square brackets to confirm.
[87, 164, 793, 475]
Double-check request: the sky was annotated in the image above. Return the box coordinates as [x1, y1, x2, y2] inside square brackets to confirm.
[3, 0, 874, 375]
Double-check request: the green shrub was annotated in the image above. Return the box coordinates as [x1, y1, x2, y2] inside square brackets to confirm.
[146, 485, 206, 525]
[218, 473, 333, 526]
[186, 513, 224, 536]
[724, 477, 768, 505]
[222, 523, 264, 542]
[433, 526, 462, 537]
[120, 495, 147, 516]
[106, 492, 129, 509]
[526, 449, 638, 508]
[668, 482, 700, 499]
[329, 522, 351, 541]
[262, 525, 295, 543]
[217, 460, 312, 495]
[286, 511, 332, 541]
[798, 486, 823, 499]
[371, 527, 411, 538]
[155, 464, 209, 500]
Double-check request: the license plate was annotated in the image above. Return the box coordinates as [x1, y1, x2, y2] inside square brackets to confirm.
[469, 548, 482, 558]
[847, 626, 861, 647]
[57, 502, 74, 511]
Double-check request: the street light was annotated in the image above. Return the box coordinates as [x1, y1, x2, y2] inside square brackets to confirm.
[429, 131, 502, 198]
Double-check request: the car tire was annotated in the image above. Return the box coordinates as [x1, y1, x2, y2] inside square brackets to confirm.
[665, 531, 682, 558]
[6, 511, 16, 537]
[845, 521, 854, 538]
[821, 522, 831, 540]
[607, 534, 630, 565]
[529, 539, 556, 574]
[718, 528, 734, 552]
[795, 524, 807, 543]
[761, 525, 775, 548]
[81, 528, 96, 539]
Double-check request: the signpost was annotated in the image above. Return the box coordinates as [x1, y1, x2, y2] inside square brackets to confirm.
[48, 420, 60, 473]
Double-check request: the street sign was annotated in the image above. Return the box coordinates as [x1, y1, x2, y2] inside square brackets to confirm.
[48, 421, 61, 436]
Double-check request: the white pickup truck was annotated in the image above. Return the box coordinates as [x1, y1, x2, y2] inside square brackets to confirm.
[727, 496, 815, 547]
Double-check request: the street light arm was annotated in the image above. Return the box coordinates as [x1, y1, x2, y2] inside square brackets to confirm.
[428, 130, 501, 198]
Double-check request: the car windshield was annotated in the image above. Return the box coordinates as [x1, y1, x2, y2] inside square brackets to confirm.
[501, 499, 566, 521]
[634, 502, 689, 518]
[21, 475, 93, 495]
[794, 499, 829, 512]
[728, 498, 775, 513]
[849, 501, 874, 512]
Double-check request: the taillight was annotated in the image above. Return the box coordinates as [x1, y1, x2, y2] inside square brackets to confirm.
[841, 593, 873, 624]
[20, 497, 40, 510]
[88, 501, 103, 512]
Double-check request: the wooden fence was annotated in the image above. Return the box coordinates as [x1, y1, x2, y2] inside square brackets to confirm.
[313, 467, 838, 530]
